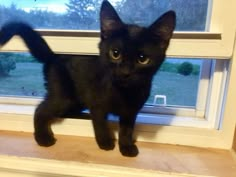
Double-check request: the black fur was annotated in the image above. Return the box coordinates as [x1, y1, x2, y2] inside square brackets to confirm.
[0, 1, 176, 157]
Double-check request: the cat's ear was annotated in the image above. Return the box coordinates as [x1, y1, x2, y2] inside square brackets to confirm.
[100, 0, 124, 39]
[149, 11, 176, 42]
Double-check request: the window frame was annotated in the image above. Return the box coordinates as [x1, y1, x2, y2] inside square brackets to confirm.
[0, 0, 235, 150]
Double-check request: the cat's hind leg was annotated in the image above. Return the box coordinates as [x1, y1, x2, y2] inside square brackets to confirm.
[34, 98, 73, 147]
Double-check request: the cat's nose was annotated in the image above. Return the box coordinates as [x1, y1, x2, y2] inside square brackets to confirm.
[120, 67, 131, 78]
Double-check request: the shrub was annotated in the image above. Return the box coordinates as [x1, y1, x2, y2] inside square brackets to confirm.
[192, 65, 200, 75]
[160, 62, 179, 73]
[178, 62, 193, 76]
[0, 53, 16, 77]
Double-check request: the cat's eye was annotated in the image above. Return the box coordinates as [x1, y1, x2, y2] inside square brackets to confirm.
[137, 54, 150, 65]
[109, 48, 122, 60]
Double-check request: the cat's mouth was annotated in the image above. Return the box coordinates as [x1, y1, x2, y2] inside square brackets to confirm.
[113, 75, 139, 87]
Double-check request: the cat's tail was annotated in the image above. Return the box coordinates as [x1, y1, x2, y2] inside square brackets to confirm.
[0, 22, 55, 63]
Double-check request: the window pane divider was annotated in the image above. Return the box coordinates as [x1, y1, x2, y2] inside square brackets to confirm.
[37, 30, 222, 40]
[1, 32, 232, 59]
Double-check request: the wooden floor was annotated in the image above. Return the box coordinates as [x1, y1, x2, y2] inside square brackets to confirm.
[0, 130, 236, 177]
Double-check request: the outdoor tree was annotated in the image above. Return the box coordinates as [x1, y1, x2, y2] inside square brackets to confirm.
[118, 0, 160, 26]
[0, 53, 16, 77]
[166, 0, 208, 30]
[178, 62, 193, 76]
[118, 0, 208, 30]
[65, 0, 103, 29]
[0, 4, 27, 26]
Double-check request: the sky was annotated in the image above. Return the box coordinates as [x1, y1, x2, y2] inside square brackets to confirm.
[0, 0, 120, 13]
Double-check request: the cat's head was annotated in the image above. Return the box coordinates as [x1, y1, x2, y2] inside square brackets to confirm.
[99, 0, 176, 87]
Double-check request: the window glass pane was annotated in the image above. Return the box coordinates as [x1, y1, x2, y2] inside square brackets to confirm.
[0, 53, 45, 97]
[0, 0, 209, 31]
[0, 53, 204, 108]
[147, 59, 202, 107]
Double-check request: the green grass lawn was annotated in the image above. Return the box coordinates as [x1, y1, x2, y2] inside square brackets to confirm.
[0, 62, 199, 107]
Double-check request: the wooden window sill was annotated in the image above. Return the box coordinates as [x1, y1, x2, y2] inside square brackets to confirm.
[0, 130, 236, 177]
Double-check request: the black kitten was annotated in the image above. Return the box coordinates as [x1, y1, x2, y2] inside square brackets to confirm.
[0, 1, 175, 157]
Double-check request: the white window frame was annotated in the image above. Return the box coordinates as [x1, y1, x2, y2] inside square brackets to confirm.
[0, 0, 236, 150]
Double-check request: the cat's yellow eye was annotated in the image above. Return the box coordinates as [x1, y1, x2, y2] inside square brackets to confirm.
[109, 48, 122, 60]
[137, 54, 150, 65]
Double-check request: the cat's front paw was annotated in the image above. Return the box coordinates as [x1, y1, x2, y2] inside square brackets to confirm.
[119, 144, 139, 157]
[34, 132, 56, 147]
[96, 138, 115, 151]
